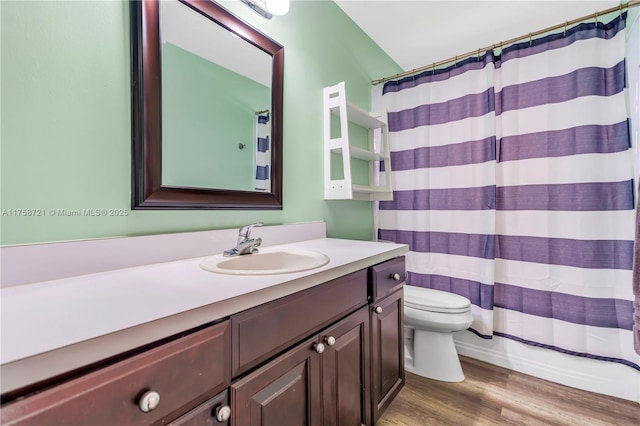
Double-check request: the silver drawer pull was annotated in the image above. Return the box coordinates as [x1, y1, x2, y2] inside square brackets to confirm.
[314, 342, 326, 354]
[215, 405, 232, 422]
[374, 306, 383, 314]
[325, 336, 336, 346]
[138, 390, 160, 413]
[390, 273, 401, 281]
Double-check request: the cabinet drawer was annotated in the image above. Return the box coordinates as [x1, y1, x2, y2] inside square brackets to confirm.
[231, 269, 368, 377]
[168, 389, 229, 426]
[1, 320, 231, 426]
[370, 257, 406, 302]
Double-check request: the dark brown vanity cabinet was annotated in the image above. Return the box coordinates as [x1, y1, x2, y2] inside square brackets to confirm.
[0, 257, 405, 426]
[230, 270, 369, 378]
[321, 306, 371, 426]
[230, 269, 371, 426]
[231, 307, 370, 426]
[231, 333, 322, 426]
[229, 257, 405, 426]
[370, 290, 404, 423]
[370, 258, 406, 423]
[0, 320, 232, 426]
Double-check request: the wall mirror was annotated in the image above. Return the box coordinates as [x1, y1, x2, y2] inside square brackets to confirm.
[131, 0, 284, 209]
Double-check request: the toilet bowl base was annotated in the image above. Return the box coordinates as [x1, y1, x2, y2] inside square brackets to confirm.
[405, 328, 465, 382]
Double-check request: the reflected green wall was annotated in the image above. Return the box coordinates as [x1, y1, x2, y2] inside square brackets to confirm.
[162, 42, 270, 191]
[0, 0, 402, 245]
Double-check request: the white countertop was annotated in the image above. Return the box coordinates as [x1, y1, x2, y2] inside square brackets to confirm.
[0, 238, 408, 394]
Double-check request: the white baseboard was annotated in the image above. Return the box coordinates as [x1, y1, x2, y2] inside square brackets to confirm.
[454, 330, 640, 403]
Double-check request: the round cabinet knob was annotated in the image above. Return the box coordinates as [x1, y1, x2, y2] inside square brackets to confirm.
[325, 336, 336, 346]
[138, 390, 160, 413]
[215, 405, 232, 422]
[314, 342, 326, 354]
[390, 273, 401, 281]
[374, 306, 383, 314]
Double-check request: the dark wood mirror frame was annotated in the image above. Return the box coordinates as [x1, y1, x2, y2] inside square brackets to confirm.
[130, 0, 283, 209]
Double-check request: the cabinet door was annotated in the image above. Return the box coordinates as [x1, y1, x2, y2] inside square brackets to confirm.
[231, 335, 322, 426]
[370, 289, 405, 423]
[321, 306, 370, 426]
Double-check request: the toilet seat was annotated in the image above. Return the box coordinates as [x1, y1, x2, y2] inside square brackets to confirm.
[404, 286, 471, 314]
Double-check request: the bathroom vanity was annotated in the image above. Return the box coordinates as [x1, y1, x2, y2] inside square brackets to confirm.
[0, 238, 407, 425]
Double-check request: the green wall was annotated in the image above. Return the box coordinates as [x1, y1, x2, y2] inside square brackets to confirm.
[162, 42, 270, 191]
[0, 0, 402, 246]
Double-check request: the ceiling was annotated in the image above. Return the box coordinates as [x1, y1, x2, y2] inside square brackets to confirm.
[162, 0, 272, 86]
[334, 0, 619, 78]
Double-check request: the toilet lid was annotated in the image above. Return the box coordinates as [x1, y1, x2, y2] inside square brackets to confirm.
[404, 286, 471, 313]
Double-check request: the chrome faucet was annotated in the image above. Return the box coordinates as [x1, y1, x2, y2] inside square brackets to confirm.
[223, 222, 263, 257]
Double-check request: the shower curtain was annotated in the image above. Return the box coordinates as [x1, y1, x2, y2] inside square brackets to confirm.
[379, 12, 640, 370]
[379, 53, 497, 337]
[628, 7, 640, 357]
[255, 112, 271, 191]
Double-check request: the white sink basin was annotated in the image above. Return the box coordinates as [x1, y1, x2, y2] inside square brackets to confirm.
[199, 248, 330, 275]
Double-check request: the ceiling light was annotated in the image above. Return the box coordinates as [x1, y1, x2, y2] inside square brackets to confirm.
[241, 0, 289, 20]
[266, 0, 289, 16]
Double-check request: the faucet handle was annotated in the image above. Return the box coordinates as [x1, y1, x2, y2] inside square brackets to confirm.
[239, 222, 263, 240]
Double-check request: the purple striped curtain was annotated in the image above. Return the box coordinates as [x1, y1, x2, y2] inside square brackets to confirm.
[380, 13, 640, 371]
[493, 15, 637, 371]
[628, 8, 640, 358]
[379, 52, 497, 337]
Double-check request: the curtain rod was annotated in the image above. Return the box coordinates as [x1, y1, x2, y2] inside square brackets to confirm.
[255, 109, 270, 115]
[372, 0, 640, 86]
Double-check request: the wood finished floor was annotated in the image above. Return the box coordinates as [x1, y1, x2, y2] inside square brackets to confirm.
[378, 356, 640, 426]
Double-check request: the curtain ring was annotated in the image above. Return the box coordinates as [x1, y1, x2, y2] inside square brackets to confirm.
[432, 62, 435, 75]
[529, 33, 532, 47]
[564, 21, 568, 36]
[619, 3, 624, 17]
[477, 48, 481, 61]
[594, 11, 598, 24]
[454, 55, 457, 67]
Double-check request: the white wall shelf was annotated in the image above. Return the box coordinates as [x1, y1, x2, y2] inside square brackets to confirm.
[323, 82, 393, 201]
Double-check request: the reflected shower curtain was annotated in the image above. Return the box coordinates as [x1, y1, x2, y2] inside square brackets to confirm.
[255, 112, 270, 191]
[379, 53, 497, 337]
[379, 12, 640, 370]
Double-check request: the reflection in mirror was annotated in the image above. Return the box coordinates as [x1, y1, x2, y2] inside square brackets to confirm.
[160, 0, 272, 192]
[130, 0, 283, 209]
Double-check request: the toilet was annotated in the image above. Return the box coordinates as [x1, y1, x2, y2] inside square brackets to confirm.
[404, 285, 473, 382]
